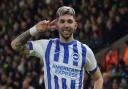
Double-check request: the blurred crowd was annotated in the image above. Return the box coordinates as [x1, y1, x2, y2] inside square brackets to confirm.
[0, 0, 128, 89]
[101, 40, 128, 89]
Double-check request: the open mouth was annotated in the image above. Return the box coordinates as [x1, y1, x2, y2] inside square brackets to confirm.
[63, 30, 70, 33]
[62, 28, 71, 33]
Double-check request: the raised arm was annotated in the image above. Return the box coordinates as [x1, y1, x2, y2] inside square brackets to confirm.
[11, 20, 56, 51]
[11, 29, 32, 51]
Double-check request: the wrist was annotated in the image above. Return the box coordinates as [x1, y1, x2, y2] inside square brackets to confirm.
[29, 26, 39, 36]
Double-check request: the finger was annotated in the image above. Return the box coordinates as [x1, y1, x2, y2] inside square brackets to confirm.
[48, 24, 57, 29]
[50, 26, 57, 29]
[45, 20, 50, 23]
[39, 20, 49, 25]
[48, 19, 57, 29]
[49, 19, 57, 25]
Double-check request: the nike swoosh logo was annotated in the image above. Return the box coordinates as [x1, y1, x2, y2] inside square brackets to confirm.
[54, 51, 60, 54]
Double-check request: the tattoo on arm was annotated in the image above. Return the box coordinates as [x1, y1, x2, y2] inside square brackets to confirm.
[12, 30, 31, 51]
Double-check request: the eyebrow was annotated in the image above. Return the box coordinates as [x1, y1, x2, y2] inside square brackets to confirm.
[59, 19, 74, 23]
[59, 18, 74, 21]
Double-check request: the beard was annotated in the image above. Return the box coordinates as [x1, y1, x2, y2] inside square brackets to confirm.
[59, 28, 74, 40]
[61, 32, 72, 39]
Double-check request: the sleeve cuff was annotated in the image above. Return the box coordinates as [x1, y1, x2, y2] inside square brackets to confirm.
[89, 65, 98, 74]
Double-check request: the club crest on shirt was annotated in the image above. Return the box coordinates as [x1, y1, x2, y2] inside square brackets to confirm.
[72, 53, 79, 62]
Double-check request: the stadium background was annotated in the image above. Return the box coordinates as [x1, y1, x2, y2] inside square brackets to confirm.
[0, 0, 128, 89]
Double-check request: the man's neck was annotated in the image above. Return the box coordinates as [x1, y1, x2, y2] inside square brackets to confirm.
[59, 35, 74, 43]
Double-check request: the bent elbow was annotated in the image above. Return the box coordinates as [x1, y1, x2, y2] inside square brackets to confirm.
[11, 40, 17, 50]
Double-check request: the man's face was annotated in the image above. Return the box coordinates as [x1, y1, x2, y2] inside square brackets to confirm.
[56, 15, 77, 39]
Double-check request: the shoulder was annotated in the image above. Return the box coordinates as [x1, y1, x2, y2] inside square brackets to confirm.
[76, 40, 92, 53]
[32, 39, 49, 43]
[29, 38, 58, 46]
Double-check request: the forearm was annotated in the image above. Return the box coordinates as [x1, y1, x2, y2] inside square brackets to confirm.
[92, 68, 103, 89]
[11, 20, 53, 50]
[94, 77, 103, 89]
[11, 26, 38, 50]
[11, 30, 31, 50]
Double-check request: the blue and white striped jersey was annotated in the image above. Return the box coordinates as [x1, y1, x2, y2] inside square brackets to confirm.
[28, 38, 98, 89]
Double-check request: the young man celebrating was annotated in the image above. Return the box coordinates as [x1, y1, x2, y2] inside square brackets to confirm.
[11, 6, 103, 89]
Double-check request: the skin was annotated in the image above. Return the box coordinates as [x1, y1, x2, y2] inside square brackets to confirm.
[56, 15, 77, 43]
[11, 14, 103, 89]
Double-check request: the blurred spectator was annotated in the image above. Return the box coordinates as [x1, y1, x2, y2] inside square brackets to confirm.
[111, 78, 119, 89]
[123, 40, 128, 65]
[103, 48, 119, 72]
[119, 78, 128, 89]
[22, 76, 34, 89]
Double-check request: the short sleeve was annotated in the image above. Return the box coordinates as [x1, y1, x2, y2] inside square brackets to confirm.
[27, 39, 49, 58]
[84, 45, 98, 74]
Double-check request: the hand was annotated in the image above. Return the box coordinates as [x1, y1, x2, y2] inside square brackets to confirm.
[36, 20, 57, 32]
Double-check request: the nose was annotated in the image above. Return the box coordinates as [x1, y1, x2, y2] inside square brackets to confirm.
[63, 21, 69, 27]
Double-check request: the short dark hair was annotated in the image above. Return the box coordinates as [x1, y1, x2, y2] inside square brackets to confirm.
[56, 6, 76, 18]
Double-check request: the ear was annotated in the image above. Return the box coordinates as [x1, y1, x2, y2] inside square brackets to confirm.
[55, 19, 59, 29]
[74, 22, 78, 30]
[54, 21, 58, 30]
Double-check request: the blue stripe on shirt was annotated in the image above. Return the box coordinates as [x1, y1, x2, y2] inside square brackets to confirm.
[71, 41, 78, 89]
[54, 39, 60, 89]
[45, 40, 52, 89]
[62, 45, 69, 89]
[54, 76, 59, 89]
[73, 41, 78, 66]
[78, 44, 87, 89]
[63, 45, 69, 64]
[62, 78, 67, 89]
[54, 39, 60, 62]
[81, 44, 86, 68]
[28, 41, 33, 50]
[71, 80, 75, 89]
